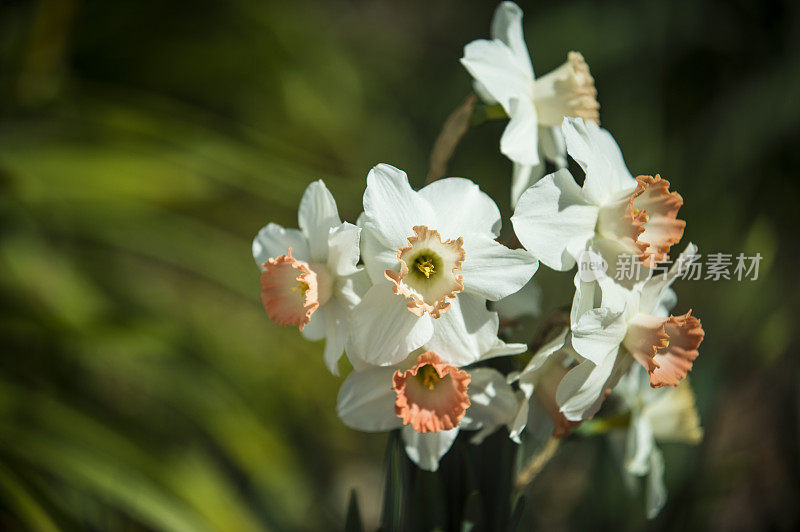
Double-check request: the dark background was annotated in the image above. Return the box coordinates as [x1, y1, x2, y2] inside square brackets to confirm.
[1, 0, 798, 530]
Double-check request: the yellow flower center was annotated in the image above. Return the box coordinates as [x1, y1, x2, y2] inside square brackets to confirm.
[291, 281, 309, 295]
[415, 256, 436, 278]
[416, 364, 441, 390]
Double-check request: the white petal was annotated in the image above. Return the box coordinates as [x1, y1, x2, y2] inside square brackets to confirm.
[253, 223, 311, 266]
[492, 279, 542, 320]
[479, 338, 529, 361]
[512, 168, 598, 271]
[298, 180, 341, 262]
[639, 242, 699, 315]
[460, 39, 532, 112]
[540, 125, 567, 167]
[511, 162, 545, 209]
[461, 368, 519, 442]
[461, 234, 538, 301]
[362, 164, 435, 251]
[645, 447, 667, 519]
[424, 292, 501, 367]
[347, 283, 434, 366]
[326, 222, 361, 277]
[359, 225, 398, 285]
[556, 350, 616, 421]
[335, 269, 371, 309]
[507, 390, 530, 443]
[570, 272, 601, 327]
[418, 178, 501, 239]
[336, 365, 402, 432]
[402, 426, 459, 472]
[625, 413, 655, 476]
[571, 306, 627, 365]
[490, 1, 534, 80]
[299, 306, 326, 341]
[517, 327, 569, 385]
[500, 97, 540, 166]
[322, 301, 347, 375]
[561, 117, 635, 205]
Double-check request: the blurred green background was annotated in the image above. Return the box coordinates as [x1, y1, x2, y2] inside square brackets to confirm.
[1, 0, 798, 530]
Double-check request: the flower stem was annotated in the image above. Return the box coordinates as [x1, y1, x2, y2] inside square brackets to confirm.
[426, 94, 478, 183]
[514, 436, 561, 489]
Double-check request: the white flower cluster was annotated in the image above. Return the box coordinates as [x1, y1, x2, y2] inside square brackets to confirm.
[252, 1, 704, 518]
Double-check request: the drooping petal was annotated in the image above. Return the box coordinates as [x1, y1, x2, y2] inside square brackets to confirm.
[460, 234, 538, 301]
[516, 327, 569, 385]
[418, 178, 501, 239]
[337, 365, 403, 432]
[326, 222, 361, 277]
[571, 306, 627, 365]
[460, 39, 533, 112]
[402, 426, 459, 472]
[561, 117, 635, 205]
[362, 164, 435, 250]
[645, 447, 667, 519]
[253, 223, 311, 266]
[489, 1, 534, 80]
[461, 367, 520, 443]
[625, 413, 655, 476]
[512, 168, 599, 271]
[507, 389, 529, 443]
[347, 283, 434, 367]
[556, 349, 617, 422]
[424, 292, 504, 367]
[298, 180, 342, 262]
[500, 97, 540, 166]
[321, 301, 347, 375]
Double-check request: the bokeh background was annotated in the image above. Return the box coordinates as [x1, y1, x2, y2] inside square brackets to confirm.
[1, 0, 799, 530]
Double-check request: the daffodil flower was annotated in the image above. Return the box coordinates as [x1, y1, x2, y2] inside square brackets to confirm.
[461, 1, 599, 205]
[253, 180, 367, 375]
[512, 118, 686, 283]
[611, 365, 703, 518]
[515, 244, 704, 430]
[348, 163, 539, 368]
[336, 351, 526, 471]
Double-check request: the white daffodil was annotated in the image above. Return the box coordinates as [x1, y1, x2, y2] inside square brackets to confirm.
[611, 364, 703, 518]
[461, 1, 599, 206]
[337, 350, 526, 471]
[253, 180, 367, 375]
[514, 244, 704, 429]
[564, 244, 704, 419]
[512, 118, 686, 285]
[348, 164, 539, 368]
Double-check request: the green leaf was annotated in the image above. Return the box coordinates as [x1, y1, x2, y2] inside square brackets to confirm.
[344, 489, 364, 532]
[379, 431, 410, 532]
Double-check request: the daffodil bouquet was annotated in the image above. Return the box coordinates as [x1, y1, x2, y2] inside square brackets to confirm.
[253, 2, 704, 528]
